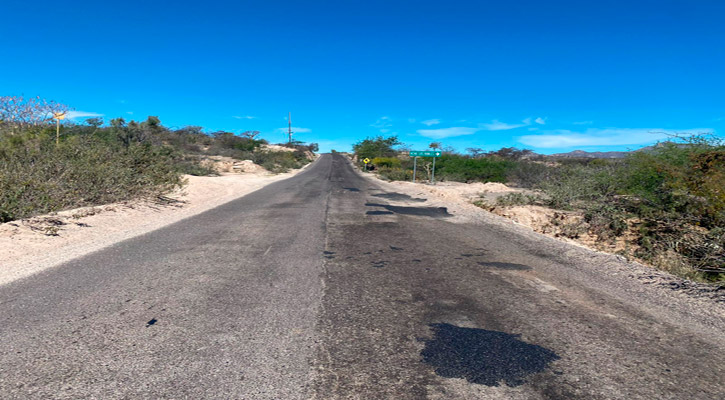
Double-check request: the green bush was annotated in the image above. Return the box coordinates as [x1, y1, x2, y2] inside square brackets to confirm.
[0, 131, 184, 222]
[435, 155, 514, 183]
[532, 137, 725, 280]
[506, 161, 555, 188]
[254, 149, 311, 173]
[378, 167, 410, 181]
[371, 157, 401, 168]
[495, 192, 538, 207]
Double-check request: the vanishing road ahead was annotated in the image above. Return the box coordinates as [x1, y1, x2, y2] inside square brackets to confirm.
[1, 153, 724, 399]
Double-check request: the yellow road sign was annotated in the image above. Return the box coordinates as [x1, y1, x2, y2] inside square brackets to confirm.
[53, 112, 66, 120]
[363, 158, 370, 164]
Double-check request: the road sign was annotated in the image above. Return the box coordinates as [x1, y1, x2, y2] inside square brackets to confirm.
[363, 158, 370, 164]
[409, 151, 441, 157]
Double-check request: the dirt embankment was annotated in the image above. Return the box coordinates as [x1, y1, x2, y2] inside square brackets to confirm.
[0, 164, 311, 287]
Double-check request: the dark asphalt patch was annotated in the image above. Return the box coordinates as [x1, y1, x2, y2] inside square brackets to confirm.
[477, 262, 532, 271]
[371, 261, 388, 268]
[146, 318, 158, 327]
[365, 203, 451, 218]
[371, 192, 426, 202]
[421, 323, 560, 387]
[366, 210, 395, 215]
[342, 187, 360, 192]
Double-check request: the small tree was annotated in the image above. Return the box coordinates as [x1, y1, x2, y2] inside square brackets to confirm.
[241, 131, 261, 140]
[352, 135, 402, 159]
[0, 96, 70, 135]
[85, 117, 103, 128]
[467, 147, 484, 158]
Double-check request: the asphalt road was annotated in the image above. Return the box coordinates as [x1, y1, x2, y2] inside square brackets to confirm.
[1, 153, 723, 399]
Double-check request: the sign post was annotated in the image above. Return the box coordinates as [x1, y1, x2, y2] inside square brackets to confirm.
[432, 155, 437, 184]
[408, 151, 441, 184]
[412, 156, 418, 183]
[52, 112, 66, 145]
[362, 158, 370, 172]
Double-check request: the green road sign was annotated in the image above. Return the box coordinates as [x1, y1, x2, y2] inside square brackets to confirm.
[409, 151, 441, 157]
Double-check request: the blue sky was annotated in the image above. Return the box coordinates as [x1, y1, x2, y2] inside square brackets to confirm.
[2, 0, 724, 153]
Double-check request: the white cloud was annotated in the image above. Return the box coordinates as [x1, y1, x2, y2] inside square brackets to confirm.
[370, 116, 393, 133]
[233, 115, 256, 120]
[126, 111, 133, 115]
[535, 117, 546, 125]
[518, 128, 714, 148]
[370, 116, 392, 130]
[421, 118, 441, 126]
[479, 120, 527, 131]
[66, 111, 104, 119]
[417, 127, 479, 139]
[277, 126, 311, 134]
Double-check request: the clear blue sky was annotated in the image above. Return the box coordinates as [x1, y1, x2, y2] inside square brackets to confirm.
[2, 0, 724, 153]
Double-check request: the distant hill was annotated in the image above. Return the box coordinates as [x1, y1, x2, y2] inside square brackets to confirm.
[550, 144, 669, 159]
[549, 150, 631, 159]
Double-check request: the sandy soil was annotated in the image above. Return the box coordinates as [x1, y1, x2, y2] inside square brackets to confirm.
[0, 167, 308, 287]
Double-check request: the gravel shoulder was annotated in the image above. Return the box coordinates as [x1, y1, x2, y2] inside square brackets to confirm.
[364, 173, 725, 324]
[0, 167, 310, 287]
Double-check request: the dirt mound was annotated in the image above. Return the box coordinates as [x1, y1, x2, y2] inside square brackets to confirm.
[232, 160, 267, 173]
[200, 156, 268, 174]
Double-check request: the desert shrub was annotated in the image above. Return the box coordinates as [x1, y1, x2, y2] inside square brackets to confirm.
[0, 131, 183, 222]
[254, 149, 310, 173]
[175, 155, 218, 176]
[507, 161, 555, 188]
[583, 203, 628, 241]
[378, 167, 410, 181]
[532, 137, 725, 280]
[537, 162, 620, 209]
[495, 192, 538, 207]
[371, 157, 401, 168]
[435, 155, 514, 182]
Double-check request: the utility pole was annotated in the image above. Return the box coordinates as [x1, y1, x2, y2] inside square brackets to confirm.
[288, 112, 293, 146]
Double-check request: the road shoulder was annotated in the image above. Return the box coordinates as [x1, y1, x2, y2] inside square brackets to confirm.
[0, 166, 311, 286]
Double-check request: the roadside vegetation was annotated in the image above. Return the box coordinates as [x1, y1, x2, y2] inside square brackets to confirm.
[353, 135, 725, 282]
[0, 96, 317, 223]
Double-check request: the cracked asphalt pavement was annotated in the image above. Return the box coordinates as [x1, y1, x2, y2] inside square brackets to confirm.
[1, 153, 723, 399]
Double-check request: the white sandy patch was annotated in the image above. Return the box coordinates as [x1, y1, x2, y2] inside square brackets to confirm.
[0, 167, 308, 286]
[262, 144, 296, 152]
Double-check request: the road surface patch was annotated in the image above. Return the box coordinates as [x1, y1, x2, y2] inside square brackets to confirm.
[477, 262, 532, 271]
[366, 210, 394, 215]
[420, 323, 560, 387]
[371, 192, 426, 202]
[365, 203, 451, 218]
